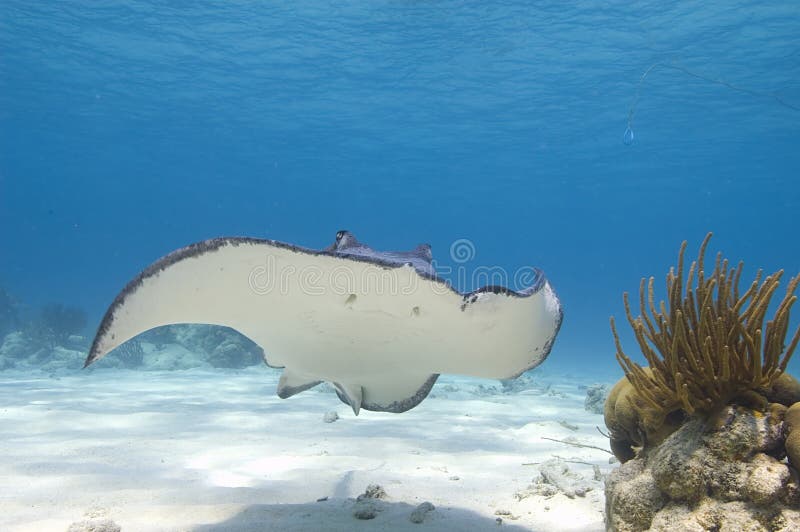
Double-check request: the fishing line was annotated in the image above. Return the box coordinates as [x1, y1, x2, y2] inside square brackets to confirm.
[623, 61, 800, 145]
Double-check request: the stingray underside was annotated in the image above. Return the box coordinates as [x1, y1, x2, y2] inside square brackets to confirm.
[86, 235, 562, 414]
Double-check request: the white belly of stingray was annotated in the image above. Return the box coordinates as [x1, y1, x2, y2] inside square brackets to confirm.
[86, 236, 562, 414]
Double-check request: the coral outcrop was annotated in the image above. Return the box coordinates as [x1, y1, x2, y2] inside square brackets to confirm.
[785, 402, 800, 470]
[605, 404, 800, 531]
[605, 234, 800, 461]
[604, 234, 800, 530]
[144, 324, 263, 368]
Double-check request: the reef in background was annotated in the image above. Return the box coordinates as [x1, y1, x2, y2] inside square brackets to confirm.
[0, 286, 264, 372]
[138, 324, 264, 369]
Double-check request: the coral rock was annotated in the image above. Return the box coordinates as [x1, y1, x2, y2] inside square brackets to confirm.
[765, 373, 800, 407]
[604, 458, 665, 531]
[745, 454, 791, 505]
[785, 402, 800, 469]
[409, 501, 435, 523]
[605, 405, 800, 531]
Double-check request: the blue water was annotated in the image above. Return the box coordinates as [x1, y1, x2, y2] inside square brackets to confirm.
[1, 1, 799, 376]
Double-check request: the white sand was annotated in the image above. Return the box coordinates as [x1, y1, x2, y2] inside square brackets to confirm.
[0, 364, 613, 531]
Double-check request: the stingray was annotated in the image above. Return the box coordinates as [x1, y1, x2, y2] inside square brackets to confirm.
[85, 230, 563, 414]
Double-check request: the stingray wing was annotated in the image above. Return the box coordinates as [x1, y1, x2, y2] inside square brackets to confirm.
[86, 237, 562, 413]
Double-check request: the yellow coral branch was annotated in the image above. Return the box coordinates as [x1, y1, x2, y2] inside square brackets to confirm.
[610, 233, 800, 418]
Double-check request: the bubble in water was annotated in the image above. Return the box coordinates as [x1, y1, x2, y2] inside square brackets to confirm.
[623, 126, 635, 145]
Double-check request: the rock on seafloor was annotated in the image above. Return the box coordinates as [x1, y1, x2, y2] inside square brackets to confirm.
[516, 458, 601, 500]
[352, 484, 389, 520]
[409, 501, 436, 524]
[605, 404, 800, 531]
[66, 518, 121, 532]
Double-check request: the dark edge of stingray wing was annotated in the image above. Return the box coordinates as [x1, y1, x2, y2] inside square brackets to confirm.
[459, 267, 547, 298]
[341, 374, 440, 414]
[277, 379, 323, 399]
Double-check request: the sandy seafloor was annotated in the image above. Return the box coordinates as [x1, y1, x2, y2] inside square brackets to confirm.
[0, 358, 618, 532]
